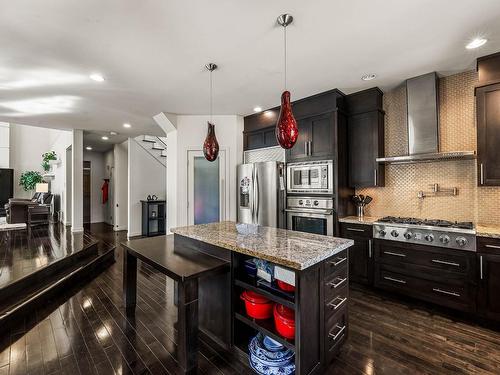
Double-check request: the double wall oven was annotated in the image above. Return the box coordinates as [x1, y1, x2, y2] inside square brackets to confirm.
[286, 160, 335, 236]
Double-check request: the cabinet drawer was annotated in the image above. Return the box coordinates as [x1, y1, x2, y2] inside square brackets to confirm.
[325, 307, 348, 363]
[477, 237, 500, 254]
[340, 223, 372, 238]
[375, 267, 475, 312]
[325, 284, 348, 322]
[323, 250, 348, 280]
[375, 241, 474, 275]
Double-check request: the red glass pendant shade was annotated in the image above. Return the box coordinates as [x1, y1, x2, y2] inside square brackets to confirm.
[203, 122, 219, 161]
[275, 91, 298, 149]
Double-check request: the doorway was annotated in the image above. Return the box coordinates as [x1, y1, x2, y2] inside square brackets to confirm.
[187, 150, 228, 225]
[83, 161, 91, 224]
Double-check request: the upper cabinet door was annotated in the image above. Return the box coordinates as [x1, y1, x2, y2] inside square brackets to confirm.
[477, 83, 500, 186]
[287, 118, 311, 161]
[348, 111, 385, 188]
[309, 113, 334, 158]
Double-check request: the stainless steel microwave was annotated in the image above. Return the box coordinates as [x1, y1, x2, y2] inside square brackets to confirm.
[286, 160, 333, 194]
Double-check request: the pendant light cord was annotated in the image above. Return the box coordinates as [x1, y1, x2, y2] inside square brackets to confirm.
[209, 69, 213, 123]
[284, 25, 287, 91]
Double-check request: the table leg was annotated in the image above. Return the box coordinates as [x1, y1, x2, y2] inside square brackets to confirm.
[177, 278, 199, 374]
[123, 250, 137, 315]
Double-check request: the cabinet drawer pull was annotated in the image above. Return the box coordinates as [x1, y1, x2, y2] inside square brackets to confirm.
[328, 296, 347, 310]
[480, 255, 484, 280]
[374, 168, 378, 186]
[480, 163, 484, 185]
[329, 257, 347, 267]
[368, 239, 373, 258]
[485, 244, 500, 249]
[346, 227, 364, 232]
[383, 276, 406, 284]
[431, 259, 460, 267]
[328, 277, 347, 289]
[432, 288, 460, 297]
[328, 324, 346, 342]
[383, 251, 406, 258]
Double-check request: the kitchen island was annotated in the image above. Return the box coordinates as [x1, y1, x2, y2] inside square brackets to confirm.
[173, 221, 353, 375]
[123, 222, 353, 374]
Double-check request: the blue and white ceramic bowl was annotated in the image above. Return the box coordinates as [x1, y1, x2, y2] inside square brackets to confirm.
[263, 336, 283, 352]
[249, 353, 295, 375]
[248, 334, 295, 370]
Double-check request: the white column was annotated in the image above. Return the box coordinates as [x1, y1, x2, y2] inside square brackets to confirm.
[71, 129, 84, 232]
[166, 130, 177, 233]
[0, 122, 10, 168]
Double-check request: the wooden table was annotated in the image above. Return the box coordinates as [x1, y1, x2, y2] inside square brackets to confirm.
[122, 235, 229, 374]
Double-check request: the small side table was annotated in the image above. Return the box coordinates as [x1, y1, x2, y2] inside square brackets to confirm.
[27, 205, 50, 234]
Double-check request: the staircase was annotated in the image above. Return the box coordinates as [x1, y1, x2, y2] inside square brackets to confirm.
[136, 135, 168, 167]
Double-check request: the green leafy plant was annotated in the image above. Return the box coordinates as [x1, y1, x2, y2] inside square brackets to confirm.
[19, 171, 44, 192]
[41, 150, 57, 172]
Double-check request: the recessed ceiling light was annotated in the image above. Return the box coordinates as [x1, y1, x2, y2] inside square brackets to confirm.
[466, 38, 487, 49]
[89, 73, 105, 82]
[110, 131, 117, 136]
[253, 107, 262, 113]
[123, 123, 131, 128]
[86, 146, 92, 151]
[101, 136, 109, 140]
[361, 73, 377, 81]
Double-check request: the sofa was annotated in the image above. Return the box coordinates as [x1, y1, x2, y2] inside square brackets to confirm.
[4, 193, 52, 224]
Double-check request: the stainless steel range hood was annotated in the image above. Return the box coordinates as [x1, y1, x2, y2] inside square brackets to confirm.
[376, 72, 476, 164]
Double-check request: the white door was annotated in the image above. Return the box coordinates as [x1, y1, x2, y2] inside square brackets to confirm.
[187, 150, 228, 225]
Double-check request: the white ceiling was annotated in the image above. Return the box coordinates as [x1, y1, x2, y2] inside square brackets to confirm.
[1, 0, 500, 135]
[83, 131, 128, 153]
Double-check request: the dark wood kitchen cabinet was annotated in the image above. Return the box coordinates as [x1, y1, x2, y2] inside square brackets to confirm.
[476, 82, 500, 186]
[340, 222, 373, 285]
[243, 126, 278, 150]
[477, 237, 500, 321]
[346, 88, 385, 188]
[287, 112, 335, 161]
[373, 240, 477, 313]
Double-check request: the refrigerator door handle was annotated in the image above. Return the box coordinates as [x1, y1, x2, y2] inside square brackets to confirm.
[251, 167, 256, 223]
[255, 168, 260, 223]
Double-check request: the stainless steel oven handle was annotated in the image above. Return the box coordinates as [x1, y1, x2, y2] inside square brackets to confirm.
[285, 208, 334, 215]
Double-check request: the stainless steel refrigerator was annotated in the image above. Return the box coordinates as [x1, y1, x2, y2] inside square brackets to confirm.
[237, 161, 285, 228]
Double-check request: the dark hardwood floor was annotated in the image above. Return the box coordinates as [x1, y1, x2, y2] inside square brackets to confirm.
[1, 223, 500, 374]
[0, 225, 97, 288]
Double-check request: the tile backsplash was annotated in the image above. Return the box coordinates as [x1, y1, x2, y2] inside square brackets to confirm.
[357, 70, 499, 225]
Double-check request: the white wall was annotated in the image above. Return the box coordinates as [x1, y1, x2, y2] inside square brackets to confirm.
[83, 151, 106, 223]
[0, 122, 9, 168]
[168, 115, 244, 230]
[128, 137, 166, 237]
[9, 124, 68, 198]
[114, 141, 128, 231]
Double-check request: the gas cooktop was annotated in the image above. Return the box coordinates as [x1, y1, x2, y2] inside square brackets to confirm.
[377, 216, 474, 230]
[373, 216, 476, 252]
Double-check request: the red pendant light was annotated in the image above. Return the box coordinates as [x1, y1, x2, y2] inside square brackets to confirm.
[203, 63, 219, 161]
[203, 121, 219, 162]
[275, 14, 298, 150]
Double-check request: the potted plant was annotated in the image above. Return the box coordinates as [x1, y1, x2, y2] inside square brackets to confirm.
[41, 151, 57, 172]
[19, 171, 44, 192]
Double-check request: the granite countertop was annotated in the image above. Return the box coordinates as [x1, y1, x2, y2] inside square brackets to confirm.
[476, 224, 500, 239]
[172, 221, 354, 271]
[339, 216, 379, 225]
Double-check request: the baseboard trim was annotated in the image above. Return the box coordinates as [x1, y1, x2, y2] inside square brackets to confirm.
[127, 231, 141, 239]
[114, 225, 128, 231]
[71, 227, 84, 233]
